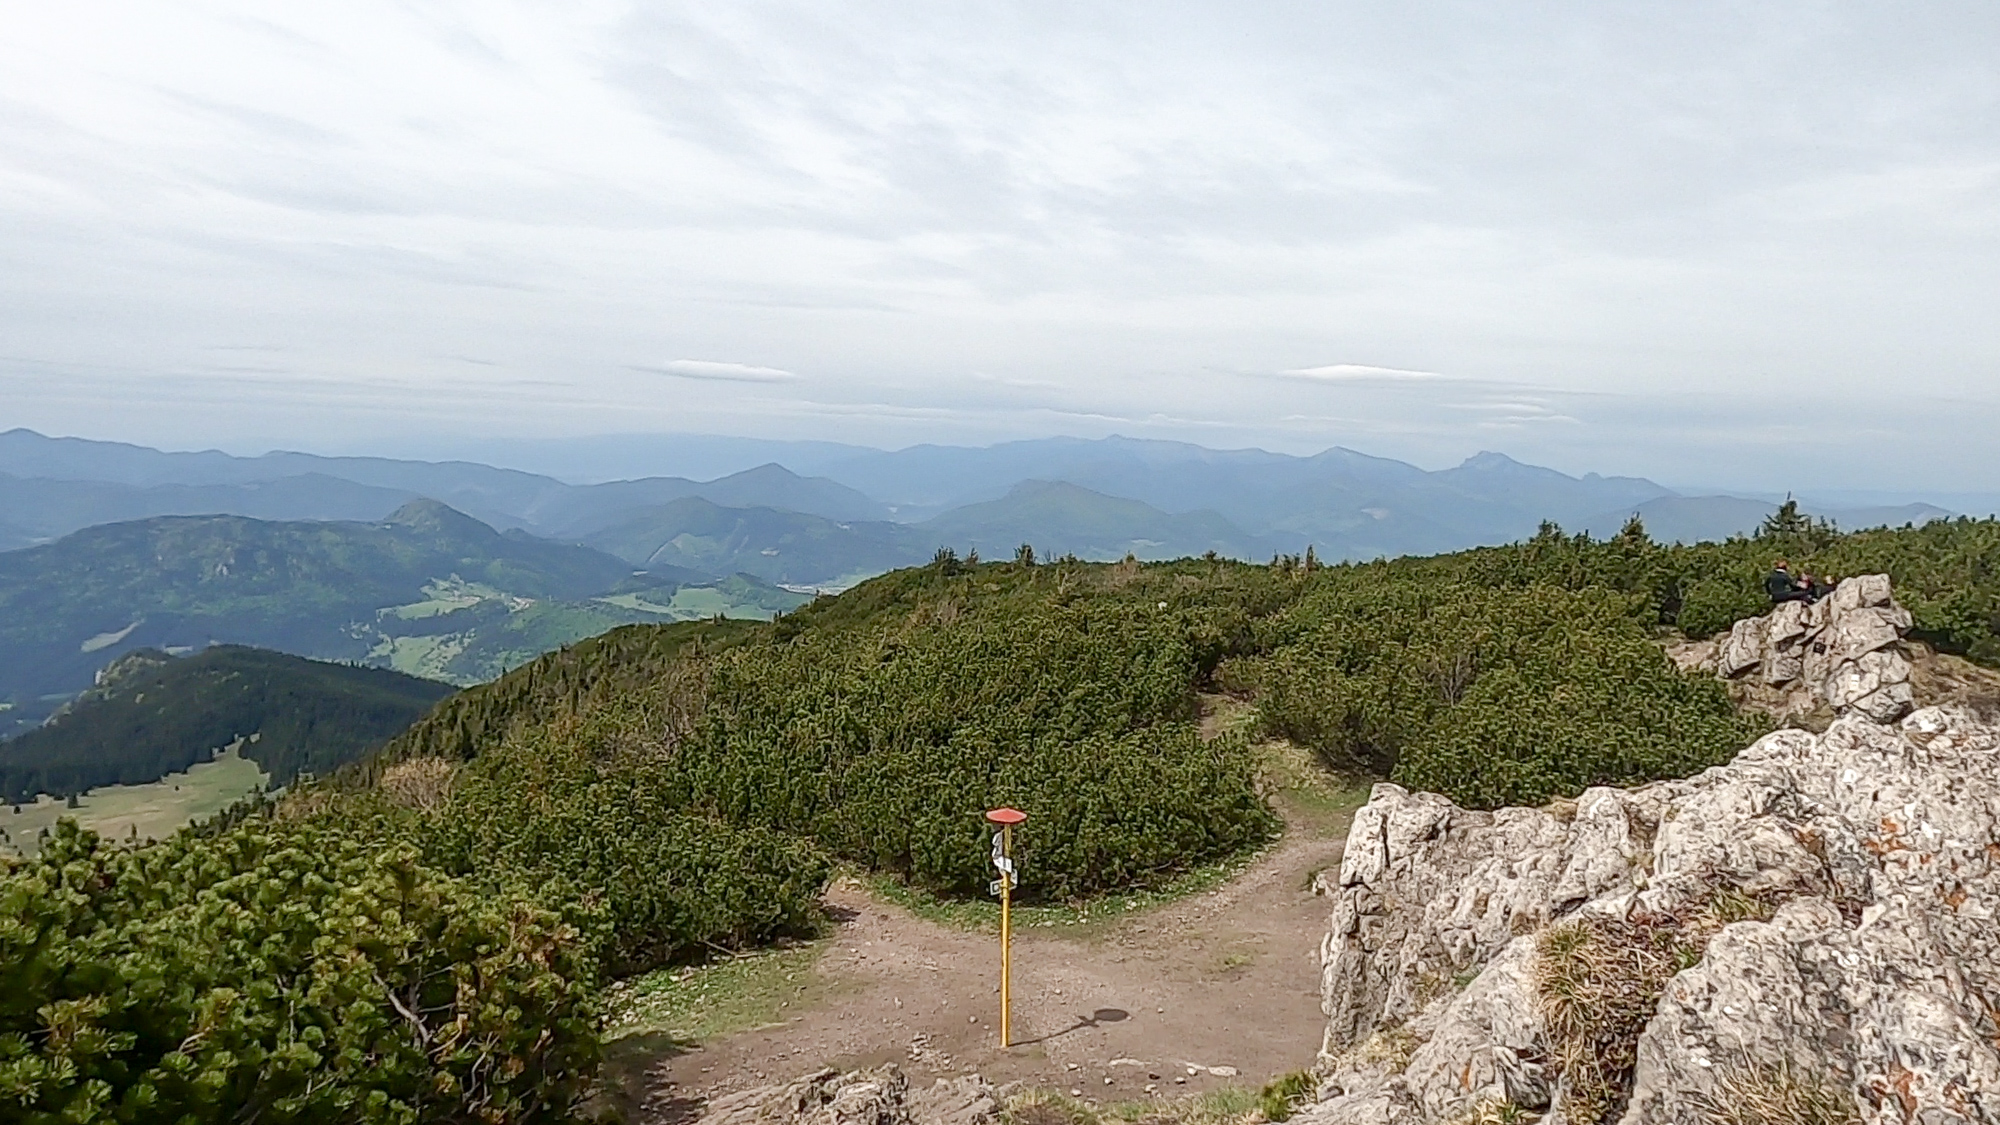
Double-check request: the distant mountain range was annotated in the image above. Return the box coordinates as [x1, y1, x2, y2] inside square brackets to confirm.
[1571, 495, 1955, 545]
[13, 428, 1979, 572]
[1, 425, 1984, 733]
[0, 429, 889, 542]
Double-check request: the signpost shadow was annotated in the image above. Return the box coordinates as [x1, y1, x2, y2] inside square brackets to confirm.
[1010, 1007, 1130, 1047]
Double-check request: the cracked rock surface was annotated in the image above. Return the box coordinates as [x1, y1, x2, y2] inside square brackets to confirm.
[1718, 574, 1917, 724]
[1304, 585, 2000, 1125]
[693, 1066, 998, 1125]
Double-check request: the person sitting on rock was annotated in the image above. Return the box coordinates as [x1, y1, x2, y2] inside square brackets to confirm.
[1766, 560, 1812, 604]
[1806, 573, 1839, 603]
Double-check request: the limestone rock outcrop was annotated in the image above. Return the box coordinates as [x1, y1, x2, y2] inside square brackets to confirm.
[1304, 586, 2000, 1125]
[1717, 574, 1916, 724]
[692, 1067, 997, 1125]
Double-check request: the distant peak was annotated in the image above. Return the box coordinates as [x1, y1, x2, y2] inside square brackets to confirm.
[382, 498, 494, 536]
[723, 462, 804, 481]
[1458, 451, 1522, 471]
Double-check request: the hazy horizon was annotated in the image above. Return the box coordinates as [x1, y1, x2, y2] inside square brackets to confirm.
[4, 4, 1997, 491]
[9, 423, 1998, 516]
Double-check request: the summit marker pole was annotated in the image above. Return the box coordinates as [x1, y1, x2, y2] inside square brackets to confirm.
[986, 807, 1026, 1048]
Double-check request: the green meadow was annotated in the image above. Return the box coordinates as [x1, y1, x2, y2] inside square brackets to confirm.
[0, 744, 266, 858]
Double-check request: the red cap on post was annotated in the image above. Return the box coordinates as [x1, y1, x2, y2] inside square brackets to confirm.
[984, 807, 1027, 825]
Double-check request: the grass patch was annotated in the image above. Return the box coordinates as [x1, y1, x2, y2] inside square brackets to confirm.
[0, 745, 266, 858]
[1445, 1101, 1539, 1124]
[1533, 888, 1779, 1124]
[1256, 1071, 1316, 1123]
[1208, 691, 1371, 830]
[591, 941, 829, 1122]
[1694, 1064, 1860, 1125]
[600, 941, 827, 1044]
[1007, 1088, 1108, 1125]
[369, 632, 472, 680]
[855, 836, 1271, 937]
[1252, 736, 1372, 834]
[1177, 1086, 1262, 1125]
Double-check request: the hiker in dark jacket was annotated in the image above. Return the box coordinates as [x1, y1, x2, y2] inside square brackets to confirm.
[1766, 561, 1812, 604]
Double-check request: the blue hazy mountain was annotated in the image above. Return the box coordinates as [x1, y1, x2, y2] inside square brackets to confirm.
[0, 430, 884, 544]
[1, 427, 1973, 568]
[1574, 496, 1958, 544]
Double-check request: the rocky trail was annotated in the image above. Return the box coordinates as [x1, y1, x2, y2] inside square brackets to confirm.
[633, 707, 1359, 1124]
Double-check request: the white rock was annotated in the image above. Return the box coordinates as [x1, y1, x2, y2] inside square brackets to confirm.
[1716, 575, 1916, 724]
[1314, 678, 2000, 1123]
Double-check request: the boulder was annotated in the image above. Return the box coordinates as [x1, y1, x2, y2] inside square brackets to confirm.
[1306, 706, 2000, 1125]
[1719, 617, 1765, 678]
[1715, 574, 1915, 723]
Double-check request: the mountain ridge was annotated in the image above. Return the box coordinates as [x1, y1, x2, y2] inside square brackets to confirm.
[3, 428, 1983, 572]
[0, 645, 455, 803]
[0, 505, 805, 732]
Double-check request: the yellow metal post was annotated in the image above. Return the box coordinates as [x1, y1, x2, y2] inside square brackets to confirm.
[986, 806, 1025, 1049]
[999, 822, 1012, 1048]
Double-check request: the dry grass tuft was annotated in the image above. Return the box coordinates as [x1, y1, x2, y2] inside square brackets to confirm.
[1255, 1071, 1316, 1123]
[1006, 1090, 1104, 1125]
[1533, 886, 1779, 1125]
[379, 756, 456, 812]
[1326, 1026, 1421, 1075]
[1695, 1064, 1860, 1125]
[1445, 1099, 1540, 1125]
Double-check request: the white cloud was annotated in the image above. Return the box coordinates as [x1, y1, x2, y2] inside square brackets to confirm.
[1278, 364, 1447, 382]
[1, 3, 1998, 488]
[637, 360, 801, 384]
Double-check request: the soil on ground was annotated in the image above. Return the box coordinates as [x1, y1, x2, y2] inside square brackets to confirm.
[633, 704, 1358, 1124]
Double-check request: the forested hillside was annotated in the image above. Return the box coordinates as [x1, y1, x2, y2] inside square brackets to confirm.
[582, 496, 926, 584]
[0, 500, 805, 733]
[0, 646, 454, 803]
[10, 510, 2000, 1122]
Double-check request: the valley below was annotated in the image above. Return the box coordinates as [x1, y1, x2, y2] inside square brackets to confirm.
[0, 742, 265, 858]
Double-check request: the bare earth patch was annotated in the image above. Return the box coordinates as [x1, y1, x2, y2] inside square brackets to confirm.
[632, 723, 1359, 1124]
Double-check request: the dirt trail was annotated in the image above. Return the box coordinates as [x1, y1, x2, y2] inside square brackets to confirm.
[639, 742, 1357, 1122]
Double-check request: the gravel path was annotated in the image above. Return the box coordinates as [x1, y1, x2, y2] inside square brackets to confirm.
[640, 794, 1353, 1122]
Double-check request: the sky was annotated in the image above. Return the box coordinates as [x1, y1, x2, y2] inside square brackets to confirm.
[2, 2, 1997, 490]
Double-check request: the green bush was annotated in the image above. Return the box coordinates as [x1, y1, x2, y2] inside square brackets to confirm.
[418, 725, 834, 977]
[468, 567, 1280, 903]
[1257, 580, 1759, 807]
[1675, 578, 1765, 639]
[0, 821, 598, 1124]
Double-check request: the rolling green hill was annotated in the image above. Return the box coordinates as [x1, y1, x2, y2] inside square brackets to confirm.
[582, 496, 929, 586]
[0, 645, 455, 803]
[917, 479, 1260, 560]
[0, 500, 807, 730]
[581, 482, 1278, 586]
